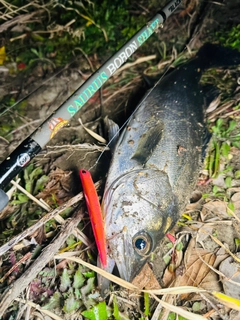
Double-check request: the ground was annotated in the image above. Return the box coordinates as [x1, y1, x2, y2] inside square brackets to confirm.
[0, 0, 240, 319]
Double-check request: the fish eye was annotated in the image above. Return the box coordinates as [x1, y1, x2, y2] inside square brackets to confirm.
[132, 232, 152, 256]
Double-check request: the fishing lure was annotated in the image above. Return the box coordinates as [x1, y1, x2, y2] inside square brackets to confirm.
[79, 169, 107, 267]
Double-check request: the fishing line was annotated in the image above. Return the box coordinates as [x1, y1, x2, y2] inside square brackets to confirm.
[89, 69, 170, 170]
[90, 43, 196, 171]
[0, 0, 183, 210]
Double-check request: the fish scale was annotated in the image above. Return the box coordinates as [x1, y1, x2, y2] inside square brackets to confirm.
[99, 43, 240, 285]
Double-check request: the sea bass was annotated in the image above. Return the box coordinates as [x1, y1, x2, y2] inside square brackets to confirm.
[101, 43, 240, 283]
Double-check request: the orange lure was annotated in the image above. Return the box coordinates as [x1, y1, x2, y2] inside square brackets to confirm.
[79, 169, 107, 267]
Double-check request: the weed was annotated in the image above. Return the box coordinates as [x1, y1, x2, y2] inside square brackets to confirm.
[217, 24, 240, 50]
[205, 118, 240, 178]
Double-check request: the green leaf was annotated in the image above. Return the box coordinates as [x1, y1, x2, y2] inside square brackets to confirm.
[144, 292, 150, 316]
[227, 202, 235, 214]
[73, 267, 85, 289]
[63, 294, 81, 313]
[192, 301, 201, 312]
[42, 292, 62, 310]
[216, 118, 223, 131]
[24, 163, 34, 181]
[235, 238, 240, 250]
[167, 313, 176, 320]
[25, 180, 33, 193]
[113, 296, 121, 320]
[235, 170, 240, 179]
[60, 269, 71, 292]
[166, 242, 173, 249]
[202, 193, 210, 199]
[176, 242, 183, 251]
[212, 185, 219, 194]
[233, 141, 240, 148]
[225, 176, 232, 188]
[17, 193, 29, 203]
[82, 302, 108, 320]
[31, 48, 40, 57]
[221, 165, 233, 174]
[83, 271, 95, 278]
[66, 235, 76, 247]
[227, 120, 236, 133]
[75, 288, 81, 299]
[33, 175, 49, 194]
[81, 277, 95, 297]
[221, 142, 230, 157]
[29, 167, 43, 181]
[163, 255, 171, 264]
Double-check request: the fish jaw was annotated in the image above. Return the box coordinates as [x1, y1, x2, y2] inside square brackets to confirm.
[102, 168, 178, 282]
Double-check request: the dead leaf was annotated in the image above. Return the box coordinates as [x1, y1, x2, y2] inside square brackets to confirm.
[37, 168, 75, 205]
[131, 263, 161, 290]
[30, 225, 46, 244]
[0, 204, 18, 220]
[78, 118, 107, 143]
[206, 95, 221, 113]
[175, 238, 223, 299]
[202, 200, 229, 220]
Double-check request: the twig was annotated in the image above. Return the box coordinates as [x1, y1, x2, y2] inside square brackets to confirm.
[199, 293, 227, 320]
[208, 100, 236, 121]
[114, 55, 157, 75]
[9, 120, 41, 136]
[0, 11, 43, 32]
[0, 182, 100, 256]
[0, 207, 84, 316]
[15, 298, 64, 320]
[209, 235, 240, 263]
[10, 179, 92, 248]
[10, 180, 50, 211]
[0, 252, 32, 284]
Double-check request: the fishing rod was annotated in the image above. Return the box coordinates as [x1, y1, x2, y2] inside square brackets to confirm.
[0, 0, 182, 211]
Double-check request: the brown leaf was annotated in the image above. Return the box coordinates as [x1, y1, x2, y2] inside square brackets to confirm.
[131, 263, 161, 290]
[30, 225, 46, 244]
[176, 238, 222, 299]
[163, 247, 184, 287]
[0, 205, 17, 220]
[37, 168, 75, 205]
[202, 200, 229, 220]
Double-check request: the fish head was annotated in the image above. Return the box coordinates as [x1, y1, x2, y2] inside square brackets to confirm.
[102, 168, 178, 282]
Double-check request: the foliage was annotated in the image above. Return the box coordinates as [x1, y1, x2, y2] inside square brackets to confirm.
[205, 118, 240, 178]
[217, 24, 240, 50]
[0, 164, 48, 244]
[167, 313, 188, 320]
[201, 68, 239, 100]
[82, 302, 109, 320]
[1, 0, 147, 70]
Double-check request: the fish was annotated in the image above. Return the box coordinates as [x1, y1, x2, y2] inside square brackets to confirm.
[100, 43, 240, 284]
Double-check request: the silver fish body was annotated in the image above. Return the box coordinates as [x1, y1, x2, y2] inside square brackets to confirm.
[101, 43, 240, 282]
